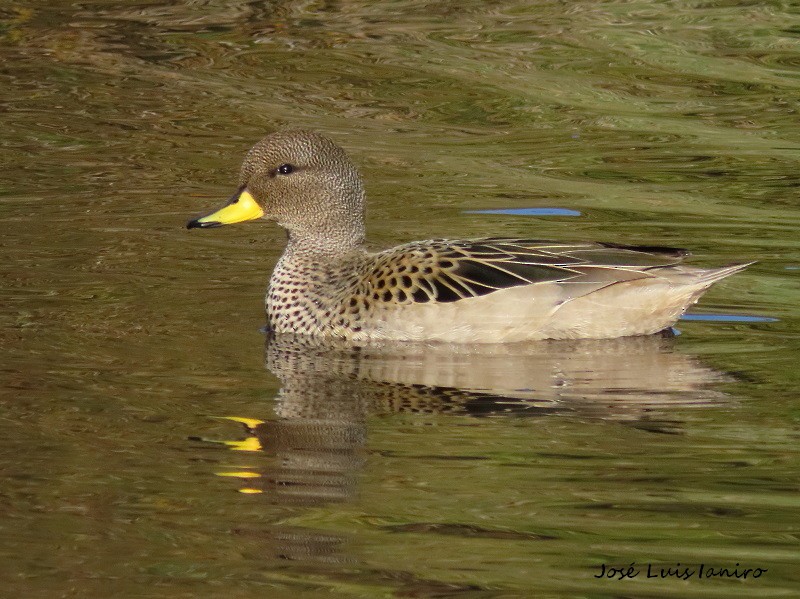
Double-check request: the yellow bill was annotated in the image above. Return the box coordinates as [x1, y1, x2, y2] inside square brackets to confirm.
[186, 188, 264, 229]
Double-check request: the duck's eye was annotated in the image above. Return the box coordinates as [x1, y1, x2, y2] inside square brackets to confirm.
[277, 164, 294, 175]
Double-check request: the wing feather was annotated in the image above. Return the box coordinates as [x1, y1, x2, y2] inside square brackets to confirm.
[367, 238, 690, 305]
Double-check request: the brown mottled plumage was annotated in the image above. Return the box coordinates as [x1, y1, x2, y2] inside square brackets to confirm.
[187, 130, 751, 342]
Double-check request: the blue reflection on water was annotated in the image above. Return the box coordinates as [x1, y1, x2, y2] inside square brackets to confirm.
[681, 313, 778, 323]
[465, 208, 582, 216]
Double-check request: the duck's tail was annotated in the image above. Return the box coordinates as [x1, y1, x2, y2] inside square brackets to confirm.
[695, 262, 755, 286]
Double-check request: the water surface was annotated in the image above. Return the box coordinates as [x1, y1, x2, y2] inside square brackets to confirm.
[1, 1, 798, 597]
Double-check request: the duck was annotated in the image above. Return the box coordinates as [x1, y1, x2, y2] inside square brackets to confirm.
[187, 130, 750, 343]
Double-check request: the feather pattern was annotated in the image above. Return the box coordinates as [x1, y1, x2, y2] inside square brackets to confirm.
[359, 238, 690, 305]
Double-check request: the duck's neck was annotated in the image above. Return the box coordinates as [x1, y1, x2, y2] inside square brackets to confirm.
[267, 229, 367, 333]
[282, 220, 365, 261]
[271, 227, 367, 297]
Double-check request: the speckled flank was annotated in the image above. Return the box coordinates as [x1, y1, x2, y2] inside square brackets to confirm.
[198, 130, 750, 343]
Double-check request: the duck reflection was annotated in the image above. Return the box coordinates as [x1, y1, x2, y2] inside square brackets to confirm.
[214, 332, 733, 506]
[267, 331, 732, 412]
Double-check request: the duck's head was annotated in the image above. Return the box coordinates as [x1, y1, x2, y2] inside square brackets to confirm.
[187, 130, 366, 252]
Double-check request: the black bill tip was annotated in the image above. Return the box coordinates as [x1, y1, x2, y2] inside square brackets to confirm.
[186, 219, 221, 230]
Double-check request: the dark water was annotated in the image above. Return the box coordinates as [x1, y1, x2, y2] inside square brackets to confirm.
[1, 1, 798, 597]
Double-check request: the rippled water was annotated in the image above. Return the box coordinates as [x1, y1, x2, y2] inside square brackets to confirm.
[2, 1, 799, 597]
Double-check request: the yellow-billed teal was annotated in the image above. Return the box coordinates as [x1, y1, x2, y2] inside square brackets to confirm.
[187, 130, 750, 343]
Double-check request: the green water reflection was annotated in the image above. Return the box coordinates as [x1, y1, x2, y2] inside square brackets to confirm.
[1, 1, 798, 597]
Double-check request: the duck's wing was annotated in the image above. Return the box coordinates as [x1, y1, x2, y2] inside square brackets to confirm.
[365, 238, 690, 304]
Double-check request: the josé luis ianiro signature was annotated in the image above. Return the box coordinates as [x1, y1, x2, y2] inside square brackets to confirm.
[595, 562, 767, 581]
